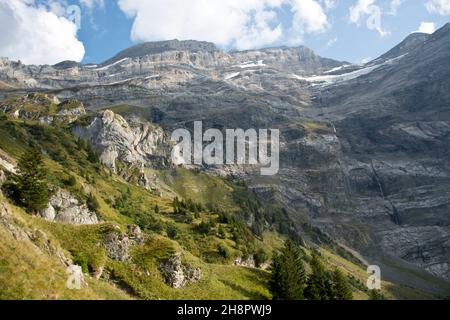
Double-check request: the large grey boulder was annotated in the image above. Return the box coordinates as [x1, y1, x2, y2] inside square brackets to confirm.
[39, 189, 99, 225]
[160, 252, 202, 288]
[104, 225, 145, 262]
[104, 232, 131, 262]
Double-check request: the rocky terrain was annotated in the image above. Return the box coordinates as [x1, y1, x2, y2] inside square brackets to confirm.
[1, 24, 450, 297]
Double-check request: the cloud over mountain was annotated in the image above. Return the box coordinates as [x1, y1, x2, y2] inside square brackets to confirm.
[0, 0, 85, 65]
[117, 0, 329, 50]
[426, 0, 450, 16]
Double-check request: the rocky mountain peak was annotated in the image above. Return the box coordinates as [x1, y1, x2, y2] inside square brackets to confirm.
[373, 32, 430, 63]
[103, 39, 219, 65]
[53, 60, 82, 70]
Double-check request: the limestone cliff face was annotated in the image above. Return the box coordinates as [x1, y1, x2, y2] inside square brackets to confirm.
[0, 40, 346, 91]
[72, 110, 168, 173]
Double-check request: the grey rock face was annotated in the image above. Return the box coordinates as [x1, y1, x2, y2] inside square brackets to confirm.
[0, 40, 346, 91]
[0, 169, 6, 185]
[104, 232, 131, 262]
[233, 256, 256, 268]
[66, 265, 89, 289]
[1, 201, 72, 266]
[73, 110, 168, 172]
[0, 149, 16, 171]
[127, 225, 145, 245]
[103, 40, 219, 65]
[380, 226, 450, 280]
[159, 252, 202, 288]
[104, 225, 145, 261]
[39, 189, 99, 225]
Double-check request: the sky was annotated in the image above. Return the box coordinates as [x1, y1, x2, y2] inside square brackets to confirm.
[0, 0, 449, 65]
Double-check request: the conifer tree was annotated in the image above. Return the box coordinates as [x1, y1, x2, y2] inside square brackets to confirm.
[270, 240, 306, 300]
[368, 289, 385, 300]
[14, 150, 49, 213]
[304, 250, 332, 300]
[330, 268, 353, 300]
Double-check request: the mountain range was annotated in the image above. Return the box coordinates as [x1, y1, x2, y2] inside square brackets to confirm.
[1, 23, 450, 299]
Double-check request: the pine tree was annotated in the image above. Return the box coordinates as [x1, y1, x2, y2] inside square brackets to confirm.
[368, 290, 385, 300]
[270, 240, 306, 300]
[330, 268, 353, 300]
[304, 250, 333, 300]
[14, 150, 49, 213]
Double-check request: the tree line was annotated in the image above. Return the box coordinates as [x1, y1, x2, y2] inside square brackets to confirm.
[270, 240, 353, 300]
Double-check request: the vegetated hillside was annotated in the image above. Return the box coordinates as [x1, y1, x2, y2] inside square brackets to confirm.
[0, 96, 443, 300]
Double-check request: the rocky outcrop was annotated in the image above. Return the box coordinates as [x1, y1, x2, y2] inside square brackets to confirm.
[0, 201, 72, 266]
[233, 256, 256, 268]
[39, 189, 99, 225]
[104, 232, 131, 262]
[0, 93, 86, 124]
[104, 225, 145, 261]
[160, 252, 202, 288]
[0, 169, 6, 185]
[0, 148, 17, 174]
[40, 100, 86, 125]
[66, 265, 89, 289]
[72, 110, 168, 172]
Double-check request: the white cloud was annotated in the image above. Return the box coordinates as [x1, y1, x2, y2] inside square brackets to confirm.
[290, 0, 329, 32]
[388, 0, 403, 15]
[349, 0, 389, 37]
[0, 0, 85, 65]
[326, 36, 338, 47]
[117, 0, 329, 50]
[415, 22, 437, 34]
[322, 0, 337, 10]
[45, 0, 68, 16]
[79, 0, 104, 10]
[426, 0, 450, 15]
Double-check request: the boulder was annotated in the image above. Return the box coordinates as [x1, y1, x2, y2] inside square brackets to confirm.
[104, 225, 146, 261]
[104, 232, 131, 262]
[66, 265, 88, 290]
[160, 252, 202, 288]
[39, 189, 99, 225]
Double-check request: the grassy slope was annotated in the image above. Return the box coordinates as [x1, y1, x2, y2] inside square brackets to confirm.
[0, 197, 132, 300]
[0, 118, 274, 300]
[0, 114, 443, 300]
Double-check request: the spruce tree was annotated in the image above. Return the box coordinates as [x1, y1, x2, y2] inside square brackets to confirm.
[304, 250, 332, 300]
[330, 268, 353, 300]
[368, 290, 385, 300]
[14, 150, 49, 213]
[270, 240, 306, 300]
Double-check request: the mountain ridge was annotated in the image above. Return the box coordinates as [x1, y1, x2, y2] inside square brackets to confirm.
[1, 23, 450, 298]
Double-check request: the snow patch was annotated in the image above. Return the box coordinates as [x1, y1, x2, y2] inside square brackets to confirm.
[224, 72, 240, 80]
[234, 60, 266, 69]
[94, 58, 130, 71]
[293, 55, 407, 86]
[145, 74, 160, 80]
[323, 65, 351, 74]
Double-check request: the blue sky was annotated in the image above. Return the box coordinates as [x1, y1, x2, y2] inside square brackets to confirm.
[1, 1, 450, 65]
